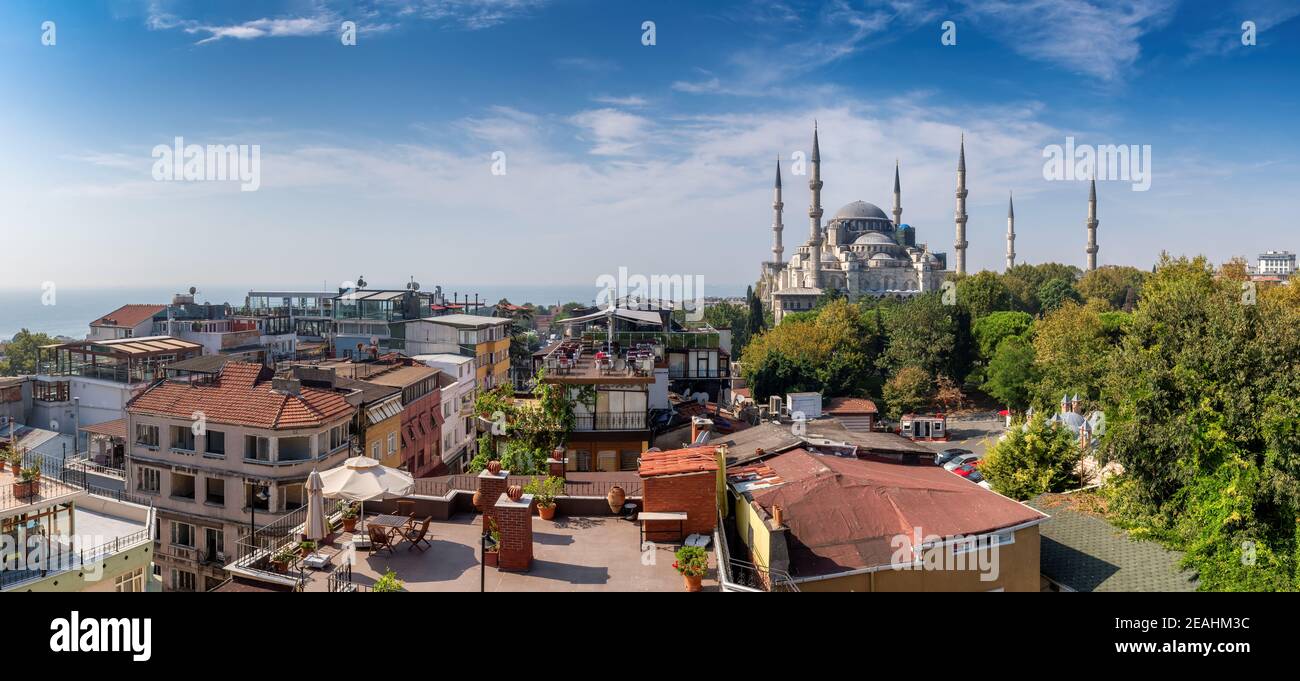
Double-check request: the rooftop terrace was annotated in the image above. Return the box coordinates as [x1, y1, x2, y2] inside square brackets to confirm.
[290, 514, 716, 592]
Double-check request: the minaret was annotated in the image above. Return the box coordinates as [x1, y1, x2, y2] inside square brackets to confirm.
[954, 134, 969, 274]
[771, 158, 784, 263]
[1086, 177, 1099, 271]
[892, 160, 902, 228]
[1006, 191, 1016, 270]
[808, 123, 823, 284]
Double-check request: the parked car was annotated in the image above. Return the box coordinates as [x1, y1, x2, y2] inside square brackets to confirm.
[943, 453, 981, 471]
[965, 468, 992, 490]
[952, 462, 979, 478]
[934, 448, 973, 466]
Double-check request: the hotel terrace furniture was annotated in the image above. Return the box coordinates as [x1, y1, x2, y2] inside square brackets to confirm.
[637, 511, 687, 547]
[367, 523, 398, 555]
[403, 516, 433, 552]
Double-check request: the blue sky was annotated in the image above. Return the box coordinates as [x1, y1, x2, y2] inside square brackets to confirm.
[1, 0, 1298, 295]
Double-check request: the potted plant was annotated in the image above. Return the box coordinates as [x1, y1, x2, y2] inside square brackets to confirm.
[373, 568, 403, 592]
[337, 501, 359, 532]
[673, 546, 708, 592]
[13, 464, 39, 499]
[298, 540, 317, 558]
[483, 518, 500, 568]
[270, 547, 296, 573]
[525, 476, 564, 521]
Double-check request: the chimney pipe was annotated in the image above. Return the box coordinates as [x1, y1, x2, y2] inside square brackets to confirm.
[772, 505, 784, 528]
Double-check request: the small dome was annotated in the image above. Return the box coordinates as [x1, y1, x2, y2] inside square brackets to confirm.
[870, 252, 896, 261]
[832, 201, 888, 221]
[853, 232, 895, 246]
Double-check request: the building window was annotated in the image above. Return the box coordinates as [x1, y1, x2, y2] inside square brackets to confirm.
[328, 424, 348, 450]
[114, 567, 145, 593]
[281, 483, 305, 511]
[135, 424, 160, 448]
[170, 425, 195, 452]
[136, 466, 161, 493]
[205, 478, 225, 506]
[170, 521, 195, 548]
[206, 430, 226, 456]
[170, 569, 196, 592]
[371, 441, 381, 458]
[388, 433, 397, 455]
[244, 435, 271, 462]
[171, 472, 196, 500]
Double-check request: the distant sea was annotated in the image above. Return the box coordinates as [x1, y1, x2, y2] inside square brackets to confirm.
[0, 283, 749, 341]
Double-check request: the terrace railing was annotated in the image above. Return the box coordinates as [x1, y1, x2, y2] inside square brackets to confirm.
[573, 411, 647, 431]
[410, 474, 643, 499]
[1, 513, 154, 591]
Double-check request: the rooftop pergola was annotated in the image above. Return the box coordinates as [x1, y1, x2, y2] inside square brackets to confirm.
[38, 336, 203, 384]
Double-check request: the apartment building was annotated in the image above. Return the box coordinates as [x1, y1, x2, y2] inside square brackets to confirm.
[88, 304, 167, 341]
[395, 314, 512, 390]
[125, 362, 355, 592]
[412, 354, 477, 474]
[33, 336, 204, 437]
[1, 465, 157, 593]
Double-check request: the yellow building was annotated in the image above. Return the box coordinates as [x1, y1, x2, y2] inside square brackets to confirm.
[725, 448, 1047, 592]
[395, 314, 512, 391]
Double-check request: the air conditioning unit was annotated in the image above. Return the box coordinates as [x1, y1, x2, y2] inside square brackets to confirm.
[769, 395, 784, 418]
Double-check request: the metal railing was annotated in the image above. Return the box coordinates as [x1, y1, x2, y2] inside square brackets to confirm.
[326, 563, 371, 592]
[666, 368, 730, 379]
[410, 474, 643, 499]
[1, 521, 153, 591]
[573, 411, 648, 431]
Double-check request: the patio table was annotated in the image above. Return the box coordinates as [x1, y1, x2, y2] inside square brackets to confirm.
[637, 511, 687, 548]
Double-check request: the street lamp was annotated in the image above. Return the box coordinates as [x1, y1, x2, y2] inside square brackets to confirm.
[249, 484, 270, 540]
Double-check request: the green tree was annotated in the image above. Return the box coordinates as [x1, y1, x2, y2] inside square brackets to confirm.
[741, 299, 881, 401]
[982, 335, 1037, 410]
[980, 414, 1083, 500]
[1003, 263, 1081, 315]
[878, 293, 955, 378]
[746, 286, 766, 339]
[1037, 278, 1083, 315]
[956, 270, 1014, 320]
[972, 311, 1034, 360]
[0, 329, 54, 375]
[882, 366, 932, 420]
[1030, 299, 1110, 408]
[1101, 254, 1300, 590]
[1078, 265, 1146, 311]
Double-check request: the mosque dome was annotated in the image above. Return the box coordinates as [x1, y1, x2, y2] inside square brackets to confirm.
[832, 201, 889, 221]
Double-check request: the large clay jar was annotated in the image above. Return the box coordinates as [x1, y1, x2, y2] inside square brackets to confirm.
[472, 489, 485, 512]
[607, 485, 626, 514]
[507, 484, 523, 502]
[486, 460, 503, 475]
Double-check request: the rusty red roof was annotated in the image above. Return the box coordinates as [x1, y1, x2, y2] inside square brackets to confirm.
[737, 449, 1046, 577]
[824, 397, 879, 414]
[128, 362, 354, 430]
[91, 304, 166, 328]
[638, 447, 720, 477]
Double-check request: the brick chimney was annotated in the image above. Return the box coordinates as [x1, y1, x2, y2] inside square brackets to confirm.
[690, 416, 712, 445]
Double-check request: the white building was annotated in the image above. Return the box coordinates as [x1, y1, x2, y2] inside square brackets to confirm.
[411, 353, 478, 473]
[1254, 250, 1296, 279]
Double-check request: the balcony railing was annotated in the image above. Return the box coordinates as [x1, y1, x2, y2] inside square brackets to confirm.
[666, 367, 730, 379]
[573, 411, 648, 431]
[411, 474, 643, 499]
[1, 517, 153, 591]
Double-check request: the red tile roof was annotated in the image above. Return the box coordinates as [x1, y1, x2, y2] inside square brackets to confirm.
[91, 304, 166, 328]
[639, 447, 720, 477]
[736, 449, 1046, 576]
[824, 397, 879, 414]
[128, 362, 354, 430]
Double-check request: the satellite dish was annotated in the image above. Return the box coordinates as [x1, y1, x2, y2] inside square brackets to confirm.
[357, 276, 367, 289]
[369, 336, 380, 346]
[188, 286, 197, 295]
[411, 281, 420, 291]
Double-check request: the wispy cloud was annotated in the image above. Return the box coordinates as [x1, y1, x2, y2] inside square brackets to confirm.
[1182, 0, 1300, 61]
[959, 0, 1177, 82]
[592, 94, 649, 108]
[569, 109, 653, 156]
[145, 0, 546, 44]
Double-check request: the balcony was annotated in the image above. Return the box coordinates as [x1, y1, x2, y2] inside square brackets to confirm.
[666, 367, 730, 379]
[573, 411, 648, 432]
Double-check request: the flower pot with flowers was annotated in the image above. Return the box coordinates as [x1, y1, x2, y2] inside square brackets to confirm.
[337, 501, 359, 532]
[270, 547, 297, 573]
[673, 546, 708, 592]
[524, 475, 564, 520]
[483, 517, 500, 568]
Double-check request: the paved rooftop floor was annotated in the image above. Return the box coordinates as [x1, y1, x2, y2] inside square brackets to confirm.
[303, 513, 717, 592]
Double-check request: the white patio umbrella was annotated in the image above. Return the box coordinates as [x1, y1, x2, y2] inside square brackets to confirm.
[303, 470, 328, 542]
[318, 456, 415, 530]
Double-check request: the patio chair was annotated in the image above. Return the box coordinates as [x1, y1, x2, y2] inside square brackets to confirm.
[367, 524, 397, 555]
[403, 516, 433, 552]
[395, 500, 415, 519]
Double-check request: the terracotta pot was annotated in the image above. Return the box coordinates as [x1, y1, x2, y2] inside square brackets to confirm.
[271, 559, 289, 573]
[683, 574, 703, 592]
[484, 550, 498, 568]
[538, 503, 556, 520]
[606, 485, 626, 514]
[507, 484, 523, 502]
[486, 460, 502, 475]
[472, 489, 485, 511]
[299, 546, 311, 558]
[12, 481, 34, 500]
[342, 517, 357, 533]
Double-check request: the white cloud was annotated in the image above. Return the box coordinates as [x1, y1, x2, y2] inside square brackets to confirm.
[959, 0, 1177, 82]
[592, 95, 649, 108]
[569, 109, 652, 156]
